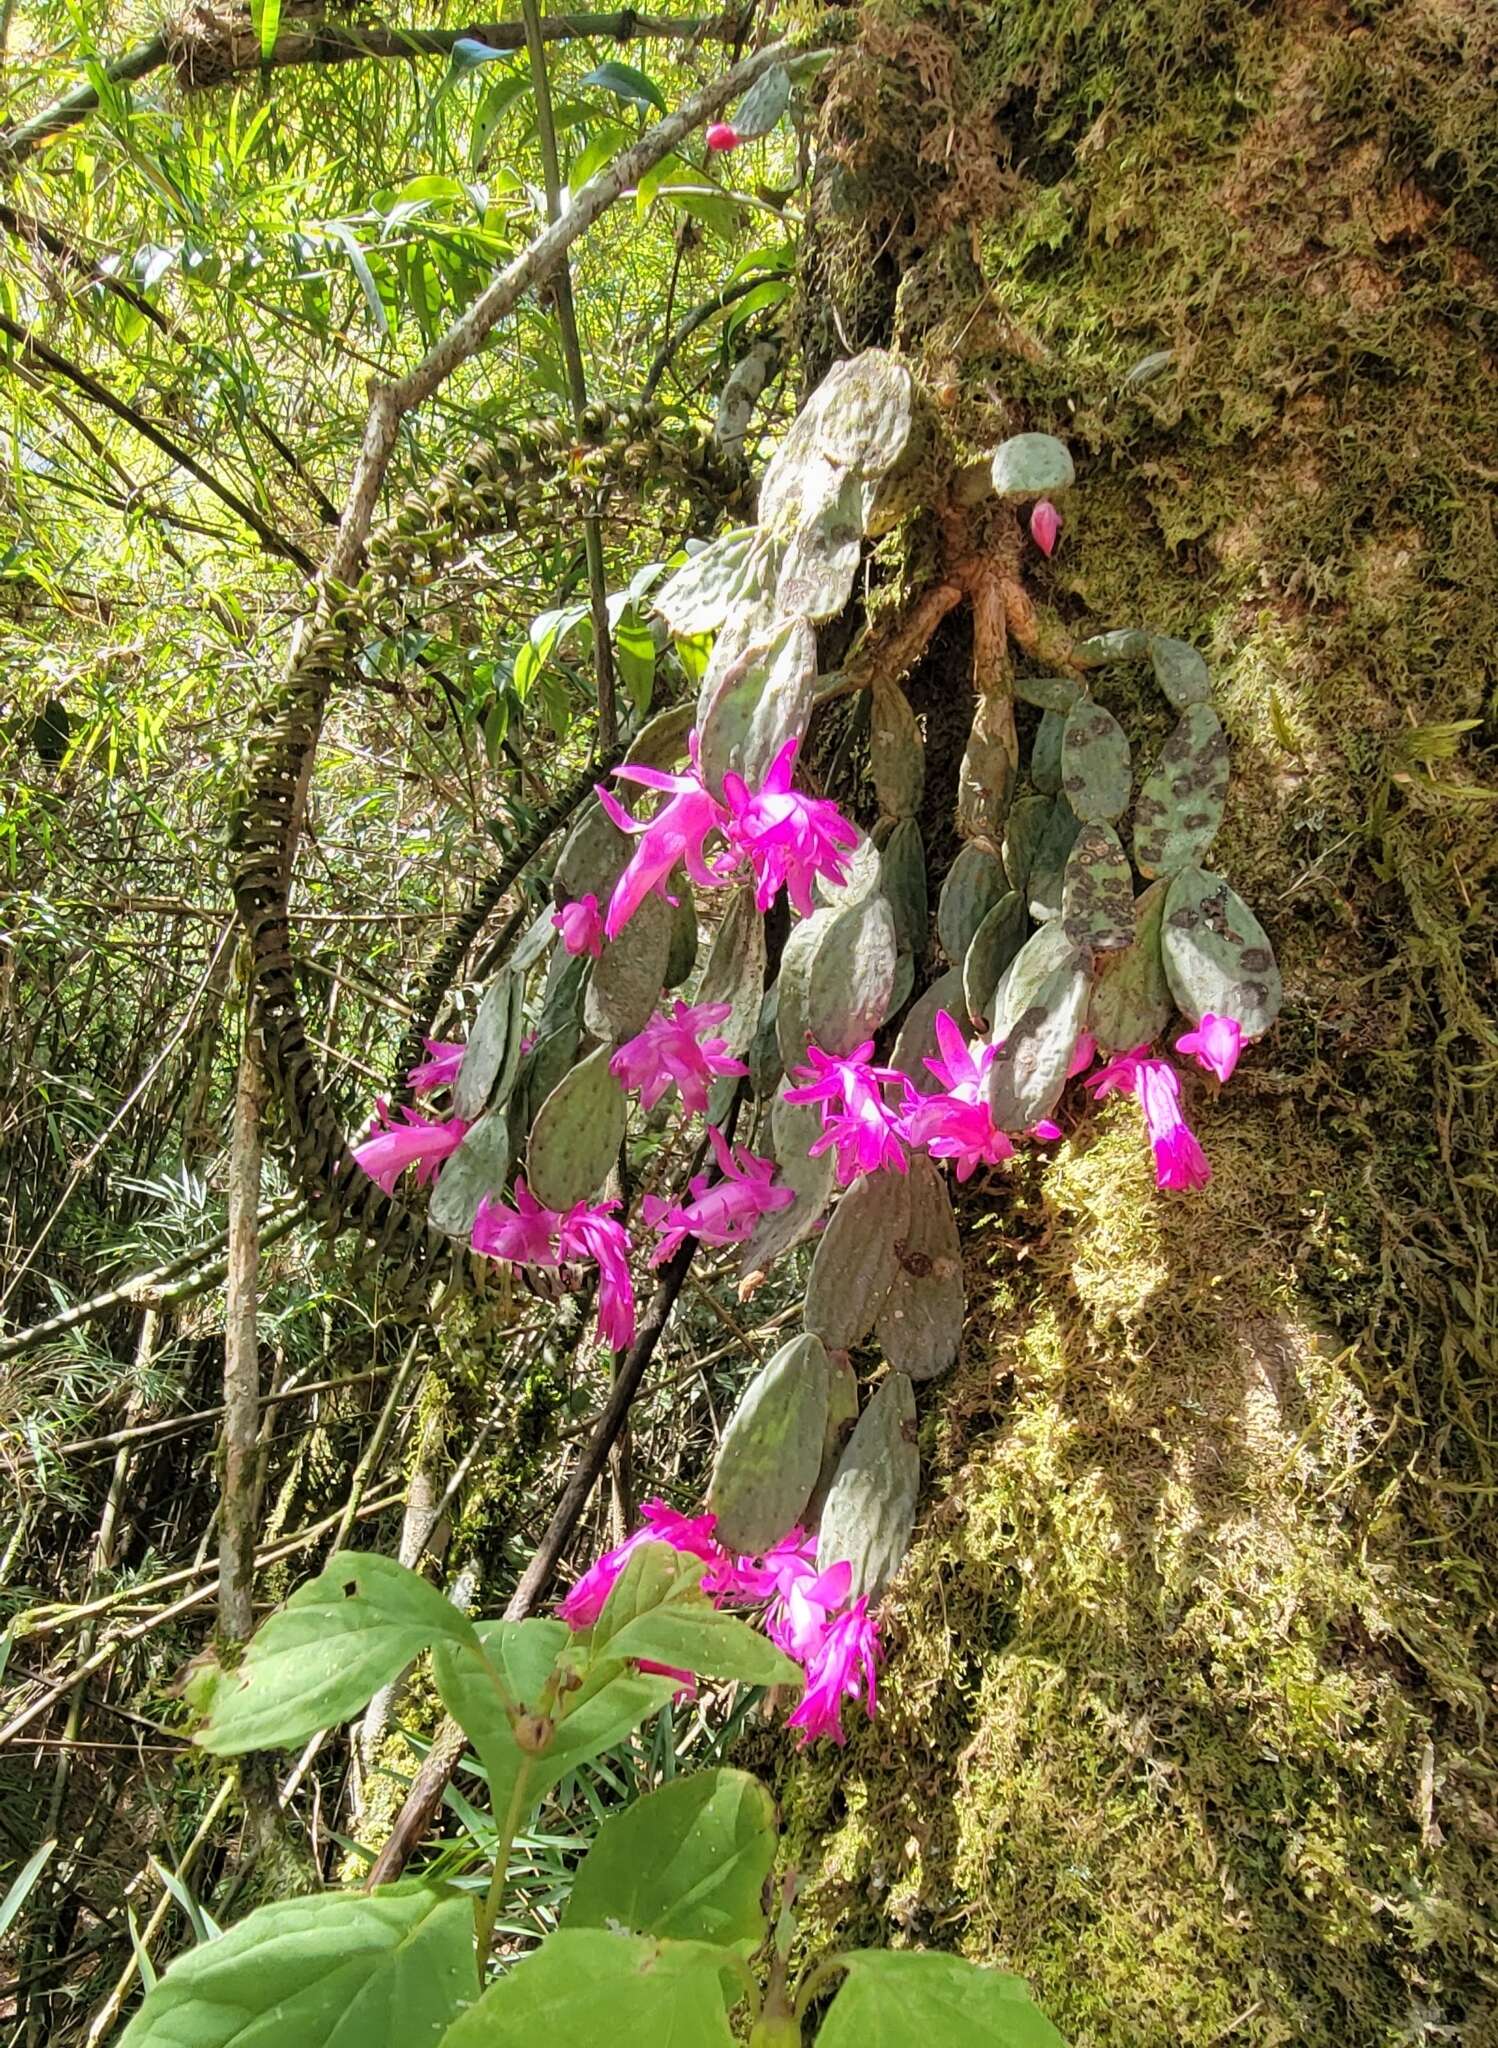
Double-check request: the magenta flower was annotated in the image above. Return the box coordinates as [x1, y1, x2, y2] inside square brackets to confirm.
[597, 733, 731, 938]
[703, 1527, 815, 1605]
[767, 1557, 852, 1662]
[783, 1040, 914, 1184]
[406, 1038, 465, 1094]
[471, 1177, 562, 1266]
[903, 1010, 1016, 1181]
[558, 1498, 721, 1629]
[1030, 499, 1062, 557]
[1175, 1012, 1243, 1085]
[559, 1200, 638, 1351]
[1084, 1049, 1211, 1191]
[721, 739, 859, 917]
[705, 122, 742, 152]
[641, 1125, 793, 1264]
[611, 1000, 749, 1117]
[1068, 1032, 1097, 1079]
[553, 893, 604, 959]
[787, 1595, 881, 1745]
[353, 1106, 469, 1195]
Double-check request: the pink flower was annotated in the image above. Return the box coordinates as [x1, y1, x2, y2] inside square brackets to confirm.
[598, 733, 731, 939]
[783, 1041, 913, 1184]
[767, 1558, 852, 1662]
[1030, 499, 1062, 557]
[1175, 1012, 1243, 1085]
[641, 1125, 793, 1263]
[721, 739, 859, 918]
[703, 1527, 815, 1604]
[559, 1200, 637, 1351]
[558, 1498, 722, 1628]
[353, 1106, 469, 1195]
[705, 122, 741, 152]
[471, 1177, 562, 1266]
[1084, 1050, 1211, 1191]
[903, 1010, 1016, 1181]
[611, 1000, 749, 1117]
[553, 893, 604, 959]
[1068, 1032, 1096, 1079]
[786, 1595, 881, 1745]
[406, 1038, 465, 1094]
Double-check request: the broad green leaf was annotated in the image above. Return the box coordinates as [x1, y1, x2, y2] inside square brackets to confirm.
[603, 1601, 800, 1687]
[325, 221, 390, 340]
[198, 1553, 479, 1754]
[591, 1541, 707, 1655]
[432, 1618, 566, 1808]
[817, 1950, 1070, 2047]
[438, 1930, 736, 2044]
[563, 1770, 775, 1949]
[614, 603, 657, 717]
[582, 61, 668, 115]
[117, 1885, 474, 2048]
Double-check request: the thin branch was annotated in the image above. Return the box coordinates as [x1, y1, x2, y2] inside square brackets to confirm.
[0, 32, 168, 162]
[0, 310, 315, 570]
[641, 271, 770, 399]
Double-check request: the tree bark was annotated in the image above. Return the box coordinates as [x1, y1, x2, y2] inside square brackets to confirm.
[218, 1033, 267, 1645]
[766, 6, 1498, 2045]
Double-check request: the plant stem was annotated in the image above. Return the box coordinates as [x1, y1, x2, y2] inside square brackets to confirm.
[474, 1756, 534, 1972]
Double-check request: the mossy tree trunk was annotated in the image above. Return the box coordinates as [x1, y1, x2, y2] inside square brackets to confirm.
[769, 4, 1497, 2042]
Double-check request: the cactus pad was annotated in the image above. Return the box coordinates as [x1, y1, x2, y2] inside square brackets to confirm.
[1133, 704, 1230, 878]
[525, 1043, 627, 1209]
[428, 1109, 513, 1239]
[1062, 822, 1135, 956]
[1162, 865, 1282, 1039]
[805, 1169, 913, 1351]
[1088, 877, 1173, 1052]
[874, 1153, 964, 1381]
[1061, 701, 1133, 824]
[937, 843, 1007, 964]
[708, 1331, 831, 1553]
[816, 1371, 920, 1601]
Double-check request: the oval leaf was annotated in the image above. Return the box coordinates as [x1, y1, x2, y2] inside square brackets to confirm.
[873, 1152, 963, 1382]
[1148, 633, 1212, 708]
[869, 678, 925, 819]
[1133, 702, 1230, 877]
[963, 889, 1028, 1033]
[1162, 865, 1281, 1039]
[452, 968, 525, 1123]
[1088, 876, 1173, 1052]
[697, 616, 817, 797]
[584, 887, 672, 1041]
[938, 843, 1006, 964]
[816, 1371, 919, 1600]
[805, 1170, 912, 1350]
[1062, 822, 1135, 956]
[805, 893, 898, 1056]
[1061, 700, 1131, 823]
[697, 887, 767, 1057]
[709, 1332, 830, 1552]
[428, 1109, 512, 1239]
[563, 1769, 776, 1949]
[991, 432, 1074, 498]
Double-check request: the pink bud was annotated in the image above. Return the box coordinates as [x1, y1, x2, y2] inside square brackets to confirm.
[1030, 499, 1062, 557]
[705, 122, 742, 153]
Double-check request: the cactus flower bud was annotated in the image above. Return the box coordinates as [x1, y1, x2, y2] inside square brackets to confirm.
[1030, 498, 1062, 556]
[706, 122, 742, 152]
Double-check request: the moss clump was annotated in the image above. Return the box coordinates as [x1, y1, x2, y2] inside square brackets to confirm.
[769, 2, 1498, 2041]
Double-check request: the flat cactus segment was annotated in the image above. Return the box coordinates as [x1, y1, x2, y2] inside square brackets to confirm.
[555, 796, 630, 904]
[623, 700, 694, 771]
[874, 1153, 963, 1382]
[525, 1043, 627, 1209]
[696, 887, 767, 1057]
[583, 887, 671, 1041]
[938, 843, 1007, 964]
[428, 1110, 513, 1239]
[988, 938, 1090, 1132]
[814, 821, 883, 908]
[1088, 877, 1173, 1052]
[963, 889, 1028, 1033]
[879, 818, 928, 959]
[1075, 628, 1148, 666]
[1014, 672, 1084, 713]
[805, 893, 898, 1056]
[809, 1349, 860, 1523]
[955, 687, 1018, 847]
[654, 527, 765, 636]
[805, 1169, 913, 1351]
[759, 350, 917, 540]
[991, 432, 1075, 498]
[697, 617, 817, 798]
[1148, 633, 1213, 708]
[708, 1331, 830, 1553]
[1162, 865, 1282, 1039]
[1061, 700, 1133, 823]
[731, 60, 790, 138]
[1002, 791, 1053, 896]
[1133, 703, 1230, 877]
[890, 967, 966, 1090]
[1026, 797, 1082, 921]
[453, 967, 526, 1123]
[1031, 707, 1065, 795]
[775, 472, 867, 622]
[510, 1017, 581, 1146]
[665, 891, 698, 989]
[990, 920, 1078, 1045]
[816, 1371, 920, 1601]
[738, 1096, 836, 1279]
[869, 678, 925, 819]
[774, 908, 837, 1069]
[1062, 822, 1135, 956]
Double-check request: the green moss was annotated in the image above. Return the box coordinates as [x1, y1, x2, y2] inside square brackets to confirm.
[770, 3, 1498, 2041]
